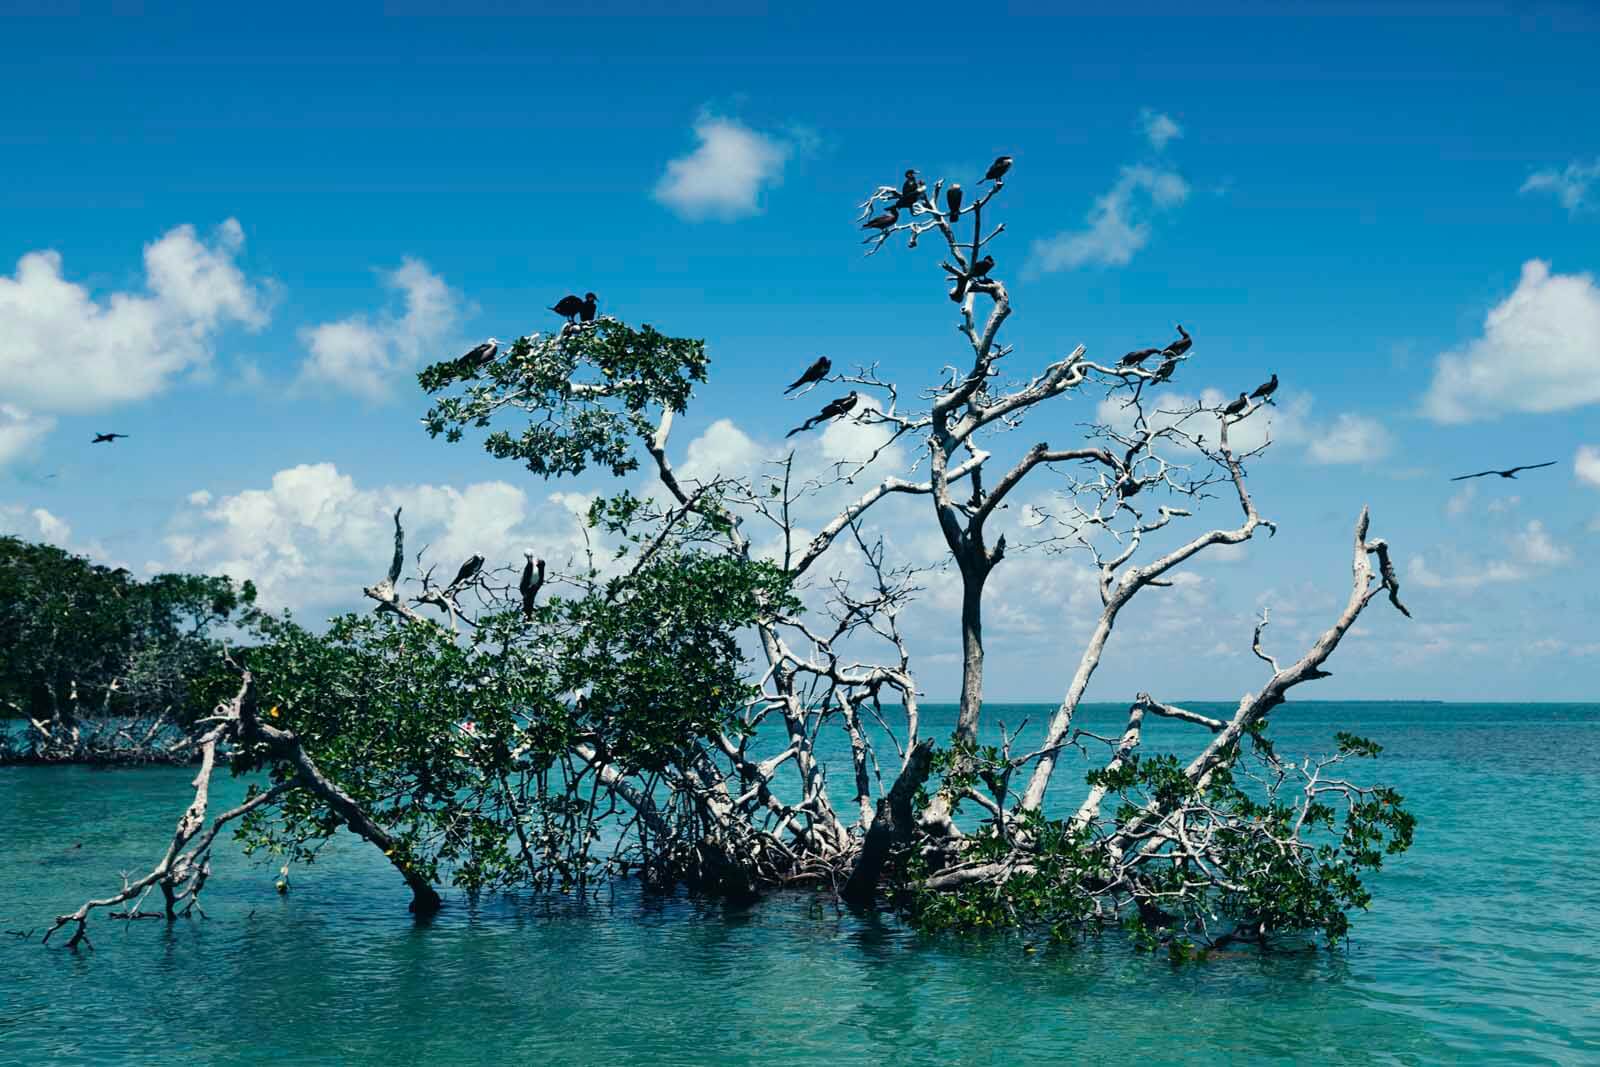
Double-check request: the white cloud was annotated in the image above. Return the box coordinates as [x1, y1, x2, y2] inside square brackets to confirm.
[30, 507, 70, 543]
[1306, 413, 1393, 465]
[653, 114, 794, 222]
[1141, 109, 1182, 151]
[1510, 519, 1570, 567]
[1576, 445, 1600, 489]
[1408, 519, 1570, 591]
[161, 462, 591, 612]
[0, 404, 55, 468]
[1422, 260, 1600, 423]
[1030, 164, 1190, 272]
[0, 221, 268, 452]
[1446, 484, 1476, 517]
[1520, 158, 1600, 214]
[299, 258, 464, 401]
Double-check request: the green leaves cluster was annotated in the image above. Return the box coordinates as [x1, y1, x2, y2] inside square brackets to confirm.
[420, 321, 709, 477]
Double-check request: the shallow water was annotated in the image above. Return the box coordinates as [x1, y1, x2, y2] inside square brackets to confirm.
[3, 702, 1597, 1065]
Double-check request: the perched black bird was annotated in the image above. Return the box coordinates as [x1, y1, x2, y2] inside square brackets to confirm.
[91, 433, 127, 444]
[785, 355, 832, 393]
[449, 554, 485, 589]
[862, 207, 899, 231]
[458, 338, 499, 369]
[1151, 357, 1178, 383]
[551, 293, 597, 323]
[946, 183, 963, 224]
[1221, 392, 1250, 417]
[981, 155, 1013, 184]
[1162, 324, 1193, 358]
[1250, 373, 1279, 400]
[787, 392, 859, 438]
[969, 254, 994, 280]
[1449, 461, 1557, 482]
[890, 169, 920, 209]
[520, 552, 546, 619]
[1119, 347, 1161, 368]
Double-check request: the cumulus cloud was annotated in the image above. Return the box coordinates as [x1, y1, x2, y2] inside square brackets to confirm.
[1421, 260, 1600, 423]
[299, 258, 464, 401]
[1029, 164, 1190, 272]
[0, 404, 55, 468]
[1520, 158, 1600, 214]
[161, 463, 591, 612]
[1306, 413, 1393, 465]
[0, 220, 268, 456]
[653, 114, 794, 222]
[1141, 109, 1182, 150]
[1576, 445, 1600, 489]
[1408, 519, 1570, 591]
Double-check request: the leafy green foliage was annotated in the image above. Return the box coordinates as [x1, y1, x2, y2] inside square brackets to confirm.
[419, 321, 709, 477]
[0, 536, 258, 757]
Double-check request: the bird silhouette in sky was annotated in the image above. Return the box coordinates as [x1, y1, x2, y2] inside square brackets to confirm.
[1162, 324, 1192, 359]
[1449, 461, 1556, 482]
[1250, 373, 1278, 400]
[787, 392, 859, 438]
[91, 433, 127, 444]
[785, 355, 832, 394]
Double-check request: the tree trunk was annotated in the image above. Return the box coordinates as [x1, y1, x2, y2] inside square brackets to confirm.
[841, 738, 935, 908]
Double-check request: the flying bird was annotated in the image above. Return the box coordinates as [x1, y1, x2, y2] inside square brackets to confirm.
[981, 155, 1013, 184]
[551, 293, 598, 323]
[1162, 324, 1193, 358]
[91, 433, 127, 444]
[449, 554, 485, 590]
[862, 207, 899, 231]
[1221, 392, 1250, 417]
[458, 338, 499, 369]
[1119, 348, 1161, 368]
[1250, 373, 1278, 400]
[520, 553, 546, 619]
[785, 355, 832, 393]
[787, 392, 859, 438]
[1449, 461, 1557, 482]
[946, 183, 963, 224]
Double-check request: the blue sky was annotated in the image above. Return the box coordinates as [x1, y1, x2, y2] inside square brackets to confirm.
[2, 7, 1597, 702]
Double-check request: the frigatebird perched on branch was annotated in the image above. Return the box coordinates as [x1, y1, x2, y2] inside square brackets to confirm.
[1151, 357, 1178, 383]
[448, 554, 485, 590]
[785, 356, 832, 394]
[1449, 461, 1557, 482]
[91, 433, 127, 444]
[946, 183, 963, 225]
[458, 339, 499, 369]
[1250, 373, 1278, 400]
[862, 207, 899, 231]
[1119, 348, 1161, 368]
[890, 169, 920, 209]
[981, 155, 1013, 184]
[1162, 324, 1192, 359]
[520, 552, 545, 619]
[787, 392, 859, 438]
[551, 293, 597, 323]
[1221, 392, 1250, 417]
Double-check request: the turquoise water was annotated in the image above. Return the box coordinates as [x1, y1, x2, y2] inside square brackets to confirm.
[2, 702, 1597, 1065]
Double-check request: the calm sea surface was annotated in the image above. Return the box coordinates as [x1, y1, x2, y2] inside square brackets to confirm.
[2, 702, 1597, 1066]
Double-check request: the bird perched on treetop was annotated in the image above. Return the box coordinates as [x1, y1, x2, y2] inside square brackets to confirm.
[551, 293, 597, 323]
[91, 433, 128, 444]
[458, 338, 499, 370]
[951, 254, 994, 302]
[862, 206, 899, 231]
[946, 183, 963, 225]
[981, 155, 1013, 184]
[1250, 373, 1279, 400]
[449, 554, 485, 590]
[1119, 348, 1161, 368]
[1449, 461, 1557, 482]
[1162, 324, 1193, 358]
[785, 355, 832, 394]
[1221, 393, 1250, 417]
[520, 552, 545, 619]
[890, 169, 920, 209]
[787, 392, 859, 438]
[1151, 357, 1178, 383]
